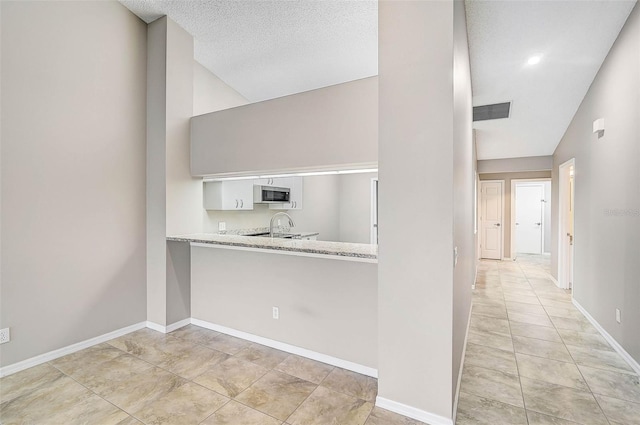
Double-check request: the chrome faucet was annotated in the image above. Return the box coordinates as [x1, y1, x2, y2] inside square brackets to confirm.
[270, 212, 295, 237]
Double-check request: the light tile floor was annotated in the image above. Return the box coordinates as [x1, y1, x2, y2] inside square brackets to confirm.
[3, 255, 638, 425]
[0, 325, 423, 424]
[456, 254, 640, 425]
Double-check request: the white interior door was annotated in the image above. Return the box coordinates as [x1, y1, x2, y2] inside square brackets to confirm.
[481, 181, 503, 259]
[515, 184, 544, 254]
[558, 160, 575, 290]
[566, 168, 575, 288]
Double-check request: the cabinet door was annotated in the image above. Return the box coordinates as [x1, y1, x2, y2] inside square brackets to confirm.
[204, 180, 255, 210]
[255, 177, 277, 186]
[289, 177, 303, 210]
[269, 177, 303, 210]
[225, 180, 253, 210]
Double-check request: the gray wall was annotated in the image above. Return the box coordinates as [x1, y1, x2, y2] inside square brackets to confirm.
[379, 0, 469, 419]
[452, 0, 474, 406]
[147, 16, 201, 327]
[191, 246, 378, 368]
[0, 1, 147, 366]
[477, 155, 553, 174]
[193, 61, 249, 116]
[480, 171, 552, 258]
[190, 77, 378, 177]
[552, 3, 640, 363]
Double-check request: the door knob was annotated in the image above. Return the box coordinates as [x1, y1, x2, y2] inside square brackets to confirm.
[516, 223, 519, 225]
[495, 223, 501, 227]
[536, 222, 541, 225]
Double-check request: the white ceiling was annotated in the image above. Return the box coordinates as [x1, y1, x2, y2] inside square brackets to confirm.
[121, 0, 636, 161]
[467, 0, 636, 160]
[120, 0, 378, 102]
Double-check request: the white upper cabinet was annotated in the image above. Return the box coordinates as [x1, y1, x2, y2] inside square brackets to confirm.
[203, 180, 254, 210]
[269, 177, 303, 210]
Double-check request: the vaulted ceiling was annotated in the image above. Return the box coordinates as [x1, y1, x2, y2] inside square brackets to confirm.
[120, 0, 378, 102]
[467, 0, 636, 160]
[121, 0, 637, 161]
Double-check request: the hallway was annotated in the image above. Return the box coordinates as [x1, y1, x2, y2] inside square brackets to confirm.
[456, 255, 640, 424]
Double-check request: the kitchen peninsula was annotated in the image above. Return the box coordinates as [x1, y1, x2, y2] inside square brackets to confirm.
[167, 232, 377, 262]
[166, 232, 378, 374]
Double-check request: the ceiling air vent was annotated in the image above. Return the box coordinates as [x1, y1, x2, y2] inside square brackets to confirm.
[473, 102, 511, 121]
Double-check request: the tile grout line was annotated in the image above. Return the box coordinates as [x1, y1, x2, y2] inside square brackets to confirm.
[523, 264, 615, 425]
[518, 257, 614, 425]
[507, 260, 531, 425]
[47, 347, 151, 423]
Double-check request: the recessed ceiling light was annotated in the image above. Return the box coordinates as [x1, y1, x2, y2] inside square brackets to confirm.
[527, 55, 542, 65]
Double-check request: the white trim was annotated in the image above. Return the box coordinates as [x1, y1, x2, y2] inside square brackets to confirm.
[146, 318, 191, 334]
[472, 262, 478, 290]
[166, 318, 191, 333]
[549, 274, 559, 285]
[558, 158, 575, 290]
[502, 257, 513, 261]
[375, 397, 453, 425]
[452, 302, 473, 424]
[370, 177, 378, 245]
[191, 318, 377, 378]
[190, 243, 377, 264]
[0, 322, 147, 378]
[146, 321, 166, 333]
[572, 299, 640, 375]
[510, 178, 550, 258]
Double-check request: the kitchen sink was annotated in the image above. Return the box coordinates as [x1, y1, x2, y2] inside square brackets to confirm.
[245, 232, 299, 239]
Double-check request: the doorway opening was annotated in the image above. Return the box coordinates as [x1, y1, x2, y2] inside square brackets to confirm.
[510, 179, 551, 259]
[558, 159, 575, 290]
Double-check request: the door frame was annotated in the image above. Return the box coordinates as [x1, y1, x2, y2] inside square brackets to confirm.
[370, 178, 378, 245]
[479, 180, 505, 260]
[510, 178, 551, 259]
[558, 158, 575, 290]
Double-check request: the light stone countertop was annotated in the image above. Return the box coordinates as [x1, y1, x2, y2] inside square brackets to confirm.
[166, 232, 378, 260]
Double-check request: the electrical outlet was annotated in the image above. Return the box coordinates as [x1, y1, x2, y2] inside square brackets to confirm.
[0, 328, 10, 344]
[272, 307, 279, 320]
[218, 221, 226, 232]
[616, 308, 621, 324]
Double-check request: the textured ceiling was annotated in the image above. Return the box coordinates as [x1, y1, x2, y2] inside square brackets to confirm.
[120, 0, 378, 102]
[467, 0, 636, 160]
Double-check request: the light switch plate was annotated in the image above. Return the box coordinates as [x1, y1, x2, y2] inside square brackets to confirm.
[218, 221, 226, 232]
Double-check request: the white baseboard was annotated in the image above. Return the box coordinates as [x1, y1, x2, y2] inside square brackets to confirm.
[191, 318, 378, 378]
[503, 257, 513, 261]
[452, 302, 473, 424]
[375, 397, 453, 425]
[146, 318, 191, 334]
[572, 299, 640, 375]
[0, 321, 147, 378]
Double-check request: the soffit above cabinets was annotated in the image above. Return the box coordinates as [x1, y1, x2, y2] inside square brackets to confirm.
[120, 0, 378, 103]
[466, 0, 636, 160]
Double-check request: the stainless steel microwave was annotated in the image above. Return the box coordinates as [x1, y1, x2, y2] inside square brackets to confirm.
[253, 185, 290, 203]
